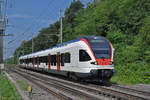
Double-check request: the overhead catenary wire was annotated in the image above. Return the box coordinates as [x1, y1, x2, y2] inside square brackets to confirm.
[10, 0, 60, 45]
[24, 0, 71, 55]
[21, 0, 71, 39]
[25, 0, 70, 41]
[6, 0, 85, 47]
[6, 0, 82, 58]
[7, 0, 92, 44]
[5, 0, 94, 60]
[9, 0, 57, 44]
[6, 0, 61, 56]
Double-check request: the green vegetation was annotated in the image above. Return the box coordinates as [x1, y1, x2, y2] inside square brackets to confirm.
[5, 57, 17, 65]
[0, 74, 20, 100]
[17, 80, 28, 91]
[10, 0, 150, 84]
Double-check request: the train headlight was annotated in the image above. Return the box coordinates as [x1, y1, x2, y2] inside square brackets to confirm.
[91, 61, 98, 65]
[110, 61, 114, 65]
[95, 62, 98, 65]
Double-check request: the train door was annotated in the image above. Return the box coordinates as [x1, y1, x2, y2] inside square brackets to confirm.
[48, 54, 51, 69]
[57, 53, 61, 70]
[37, 56, 39, 68]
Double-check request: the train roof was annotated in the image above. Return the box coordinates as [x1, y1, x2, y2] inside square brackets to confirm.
[19, 36, 106, 59]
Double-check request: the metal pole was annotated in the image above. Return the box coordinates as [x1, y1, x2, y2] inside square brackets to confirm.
[17, 52, 19, 64]
[0, 31, 4, 71]
[23, 41, 24, 55]
[0, 0, 4, 72]
[60, 9, 63, 44]
[23, 33, 25, 55]
[32, 33, 34, 53]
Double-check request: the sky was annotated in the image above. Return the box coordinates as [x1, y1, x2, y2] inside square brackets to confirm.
[3, 0, 93, 60]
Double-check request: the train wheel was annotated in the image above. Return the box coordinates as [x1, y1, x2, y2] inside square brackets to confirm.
[67, 72, 82, 82]
[67, 72, 72, 79]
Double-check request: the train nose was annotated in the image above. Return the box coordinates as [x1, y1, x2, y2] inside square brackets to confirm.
[103, 70, 113, 77]
[96, 59, 112, 65]
[90, 69, 115, 78]
[90, 70, 98, 75]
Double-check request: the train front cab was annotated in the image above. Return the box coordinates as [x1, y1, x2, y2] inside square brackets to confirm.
[75, 36, 115, 81]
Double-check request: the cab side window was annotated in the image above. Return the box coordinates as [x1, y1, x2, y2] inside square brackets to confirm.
[65, 52, 70, 63]
[79, 50, 91, 62]
[61, 53, 65, 66]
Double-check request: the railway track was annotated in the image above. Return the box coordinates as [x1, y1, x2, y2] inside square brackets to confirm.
[7, 67, 103, 100]
[89, 82, 150, 97]
[108, 84, 150, 97]
[6, 66, 150, 100]
[7, 68, 72, 100]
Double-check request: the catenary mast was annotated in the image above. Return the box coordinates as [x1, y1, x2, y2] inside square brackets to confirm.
[0, 0, 5, 71]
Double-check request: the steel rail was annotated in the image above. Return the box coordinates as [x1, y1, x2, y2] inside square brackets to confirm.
[7, 66, 150, 100]
[89, 81, 150, 97]
[8, 67, 102, 100]
[28, 72, 150, 100]
[8, 68, 71, 100]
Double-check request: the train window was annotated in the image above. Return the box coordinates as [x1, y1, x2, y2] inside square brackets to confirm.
[54, 55, 57, 66]
[24, 60, 26, 63]
[27, 59, 28, 63]
[39, 57, 42, 63]
[61, 53, 65, 66]
[44, 56, 48, 65]
[51, 55, 54, 66]
[26, 59, 29, 63]
[28, 59, 30, 63]
[79, 50, 91, 62]
[31, 58, 33, 64]
[39, 56, 48, 65]
[24, 59, 26, 63]
[32, 58, 34, 63]
[20, 59, 23, 64]
[19, 60, 21, 64]
[28, 58, 31, 63]
[51, 55, 56, 66]
[65, 52, 70, 63]
[22, 59, 23, 63]
[35, 57, 37, 64]
[27, 59, 29, 64]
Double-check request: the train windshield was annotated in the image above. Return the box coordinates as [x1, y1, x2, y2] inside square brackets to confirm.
[88, 38, 111, 59]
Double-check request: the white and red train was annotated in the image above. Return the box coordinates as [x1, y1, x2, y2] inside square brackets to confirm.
[19, 36, 115, 81]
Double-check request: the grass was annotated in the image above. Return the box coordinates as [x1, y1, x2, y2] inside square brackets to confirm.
[17, 80, 28, 91]
[0, 73, 20, 100]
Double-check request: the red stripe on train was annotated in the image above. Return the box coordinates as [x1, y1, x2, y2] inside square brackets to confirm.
[48, 54, 51, 69]
[57, 54, 61, 70]
[81, 38, 96, 60]
[96, 40, 112, 65]
[108, 40, 113, 61]
[37, 57, 39, 68]
[81, 38, 113, 66]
